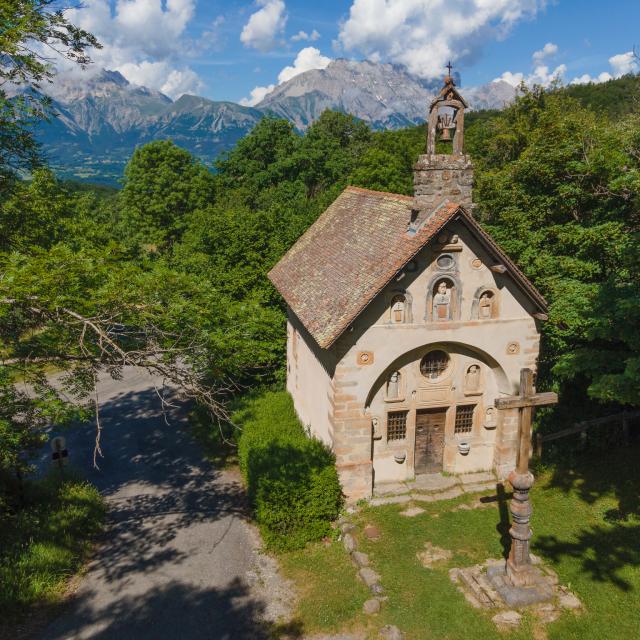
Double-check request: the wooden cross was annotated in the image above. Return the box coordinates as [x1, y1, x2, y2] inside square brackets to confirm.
[495, 368, 557, 473]
[495, 368, 558, 580]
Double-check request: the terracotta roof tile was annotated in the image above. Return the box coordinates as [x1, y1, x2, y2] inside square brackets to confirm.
[268, 186, 546, 350]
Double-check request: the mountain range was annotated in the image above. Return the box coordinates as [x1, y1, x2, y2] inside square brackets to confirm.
[35, 60, 516, 184]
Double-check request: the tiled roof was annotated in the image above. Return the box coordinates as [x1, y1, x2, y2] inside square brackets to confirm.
[268, 186, 546, 349]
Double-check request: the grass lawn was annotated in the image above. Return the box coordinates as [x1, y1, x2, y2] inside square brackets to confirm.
[278, 444, 640, 639]
[0, 473, 105, 631]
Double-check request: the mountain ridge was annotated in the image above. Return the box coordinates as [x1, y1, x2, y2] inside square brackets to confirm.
[35, 60, 516, 183]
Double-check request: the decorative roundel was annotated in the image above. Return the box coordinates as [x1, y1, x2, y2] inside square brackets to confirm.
[506, 341, 520, 355]
[436, 253, 455, 270]
[471, 258, 483, 269]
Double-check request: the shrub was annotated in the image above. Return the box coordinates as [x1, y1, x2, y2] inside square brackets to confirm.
[234, 390, 343, 550]
[0, 474, 105, 622]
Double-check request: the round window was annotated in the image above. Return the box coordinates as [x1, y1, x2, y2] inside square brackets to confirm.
[420, 350, 450, 379]
[436, 254, 454, 270]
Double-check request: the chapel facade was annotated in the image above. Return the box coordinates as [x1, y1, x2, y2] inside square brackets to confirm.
[269, 73, 548, 500]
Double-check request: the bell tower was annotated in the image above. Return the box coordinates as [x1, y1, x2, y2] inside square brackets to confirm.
[414, 63, 474, 215]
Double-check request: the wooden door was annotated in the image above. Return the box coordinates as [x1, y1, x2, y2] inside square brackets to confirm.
[415, 409, 446, 474]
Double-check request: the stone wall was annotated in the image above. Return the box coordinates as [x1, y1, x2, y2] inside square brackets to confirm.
[414, 154, 474, 214]
[330, 361, 374, 501]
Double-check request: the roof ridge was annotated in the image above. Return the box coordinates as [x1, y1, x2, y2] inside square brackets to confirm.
[345, 185, 415, 202]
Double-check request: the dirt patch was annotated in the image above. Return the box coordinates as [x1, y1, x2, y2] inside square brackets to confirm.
[416, 541, 453, 568]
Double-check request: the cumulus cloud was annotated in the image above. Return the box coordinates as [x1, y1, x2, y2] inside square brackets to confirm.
[240, 84, 276, 106]
[609, 51, 637, 77]
[277, 47, 331, 83]
[570, 50, 637, 85]
[532, 42, 558, 63]
[60, 0, 203, 98]
[494, 63, 566, 88]
[240, 0, 288, 52]
[291, 29, 320, 42]
[337, 0, 544, 79]
[241, 46, 332, 106]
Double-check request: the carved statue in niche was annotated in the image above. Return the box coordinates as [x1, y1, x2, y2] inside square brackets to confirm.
[433, 280, 452, 321]
[386, 371, 401, 400]
[479, 291, 495, 319]
[391, 295, 405, 323]
[465, 364, 481, 394]
[484, 407, 497, 429]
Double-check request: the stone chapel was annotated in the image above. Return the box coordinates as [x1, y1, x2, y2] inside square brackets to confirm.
[268, 73, 548, 501]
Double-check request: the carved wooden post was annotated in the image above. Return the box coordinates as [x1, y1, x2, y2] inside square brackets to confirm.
[495, 369, 557, 586]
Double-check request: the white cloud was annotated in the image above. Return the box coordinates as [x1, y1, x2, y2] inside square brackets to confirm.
[493, 70, 524, 86]
[570, 72, 612, 86]
[59, 0, 203, 98]
[532, 42, 557, 64]
[338, 0, 545, 79]
[291, 29, 320, 42]
[609, 51, 637, 77]
[494, 62, 565, 88]
[240, 84, 276, 106]
[570, 50, 637, 85]
[240, 0, 288, 52]
[277, 47, 331, 83]
[241, 46, 332, 106]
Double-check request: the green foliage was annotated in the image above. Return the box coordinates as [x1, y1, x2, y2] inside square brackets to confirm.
[234, 390, 342, 550]
[0, 0, 100, 183]
[118, 140, 216, 249]
[0, 474, 105, 622]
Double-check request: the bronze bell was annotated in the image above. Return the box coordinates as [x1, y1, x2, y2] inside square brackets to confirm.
[440, 126, 452, 142]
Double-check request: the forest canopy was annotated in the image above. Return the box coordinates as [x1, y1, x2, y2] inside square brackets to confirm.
[1, 3, 639, 500]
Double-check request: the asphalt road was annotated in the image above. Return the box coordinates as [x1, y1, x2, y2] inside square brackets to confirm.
[37, 368, 288, 640]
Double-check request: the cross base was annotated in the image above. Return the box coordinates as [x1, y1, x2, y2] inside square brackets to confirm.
[487, 561, 555, 607]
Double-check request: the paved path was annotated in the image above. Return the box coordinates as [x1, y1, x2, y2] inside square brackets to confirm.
[38, 369, 290, 640]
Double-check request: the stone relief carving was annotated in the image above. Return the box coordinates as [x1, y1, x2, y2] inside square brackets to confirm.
[479, 291, 494, 319]
[484, 407, 497, 430]
[391, 295, 405, 323]
[433, 280, 452, 321]
[464, 364, 482, 394]
[386, 371, 401, 400]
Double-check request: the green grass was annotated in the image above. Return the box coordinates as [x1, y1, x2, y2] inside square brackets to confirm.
[0, 473, 106, 626]
[278, 539, 374, 637]
[280, 444, 640, 639]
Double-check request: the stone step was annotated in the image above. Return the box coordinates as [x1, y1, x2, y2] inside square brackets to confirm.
[408, 474, 459, 492]
[412, 487, 464, 502]
[458, 471, 496, 485]
[373, 482, 410, 497]
[370, 494, 412, 507]
[459, 568, 502, 608]
[461, 481, 497, 494]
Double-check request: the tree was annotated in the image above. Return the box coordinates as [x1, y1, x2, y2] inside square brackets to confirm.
[118, 140, 216, 249]
[0, 1, 100, 184]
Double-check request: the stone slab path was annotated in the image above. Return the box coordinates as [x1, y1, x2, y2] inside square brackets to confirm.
[36, 368, 291, 640]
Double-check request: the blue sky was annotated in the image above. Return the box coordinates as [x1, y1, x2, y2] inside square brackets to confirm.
[64, 1, 640, 104]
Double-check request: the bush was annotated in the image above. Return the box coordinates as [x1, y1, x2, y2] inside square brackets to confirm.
[0, 474, 105, 623]
[234, 390, 343, 550]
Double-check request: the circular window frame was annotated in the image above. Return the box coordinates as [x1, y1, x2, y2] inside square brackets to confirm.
[419, 349, 451, 381]
[436, 253, 455, 271]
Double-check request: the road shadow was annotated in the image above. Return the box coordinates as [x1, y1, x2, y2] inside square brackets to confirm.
[41, 578, 304, 640]
[29, 373, 288, 640]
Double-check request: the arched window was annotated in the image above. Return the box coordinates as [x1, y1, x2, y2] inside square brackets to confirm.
[420, 350, 450, 380]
